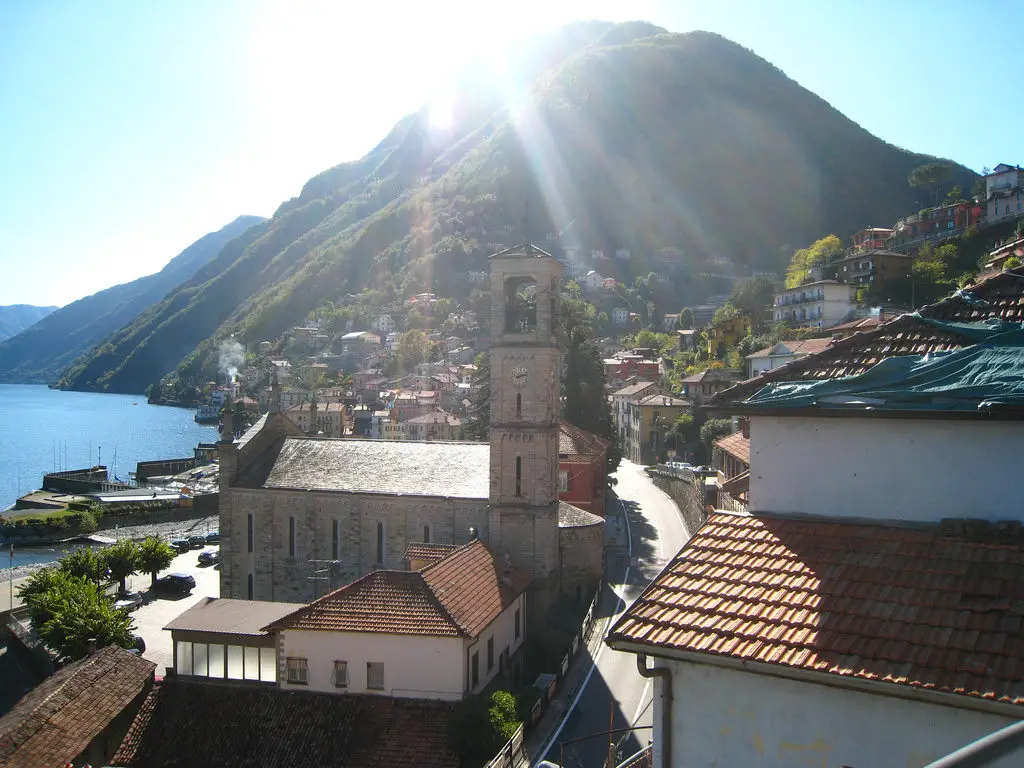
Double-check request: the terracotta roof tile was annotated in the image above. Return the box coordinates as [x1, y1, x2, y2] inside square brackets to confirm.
[0, 646, 154, 768]
[608, 513, 1024, 708]
[111, 679, 457, 768]
[265, 540, 524, 638]
[713, 430, 750, 465]
[559, 420, 611, 460]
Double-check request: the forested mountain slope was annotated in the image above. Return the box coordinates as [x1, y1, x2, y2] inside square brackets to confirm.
[0, 305, 57, 342]
[58, 24, 976, 393]
[0, 216, 264, 383]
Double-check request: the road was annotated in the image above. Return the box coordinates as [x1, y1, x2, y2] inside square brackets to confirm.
[540, 460, 693, 768]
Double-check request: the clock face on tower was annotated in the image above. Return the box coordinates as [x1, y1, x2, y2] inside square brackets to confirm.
[509, 366, 529, 388]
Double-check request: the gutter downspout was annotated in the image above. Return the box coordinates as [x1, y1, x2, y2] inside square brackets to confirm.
[636, 653, 672, 767]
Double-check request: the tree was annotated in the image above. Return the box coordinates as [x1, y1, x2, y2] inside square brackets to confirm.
[465, 352, 490, 441]
[102, 539, 140, 595]
[59, 547, 105, 584]
[785, 235, 842, 288]
[679, 307, 694, 330]
[396, 329, 432, 372]
[488, 690, 521, 742]
[729, 276, 777, 332]
[700, 418, 735, 457]
[137, 537, 176, 588]
[944, 184, 964, 205]
[27, 574, 135, 663]
[670, 412, 697, 452]
[908, 162, 953, 207]
[17, 566, 74, 615]
[711, 303, 741, 326]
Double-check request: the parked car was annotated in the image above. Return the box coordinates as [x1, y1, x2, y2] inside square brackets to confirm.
[198, 548, 220, 566]
[187, 535, 207, 549]
[153, 573, 196, 594]
[114, 591, 145, 612]
[205, 530, 220, 543]
[170, 538, 191, 554]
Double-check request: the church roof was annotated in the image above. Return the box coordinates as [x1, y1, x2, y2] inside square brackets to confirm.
[559, 501, 604, 528]
[558, 421, 610, 460]
[264, 540, 524, 639]
[236, 437, 489, 499]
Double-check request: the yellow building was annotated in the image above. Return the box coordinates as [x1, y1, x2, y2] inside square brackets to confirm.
[706, 314, 750, 357]
[627, 393, 691, 465]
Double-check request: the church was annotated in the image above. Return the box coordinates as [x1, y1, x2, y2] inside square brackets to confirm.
[217, 243, 605, 620]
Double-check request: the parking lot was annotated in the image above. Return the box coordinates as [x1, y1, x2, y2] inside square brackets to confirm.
[123, 543, 221, 675]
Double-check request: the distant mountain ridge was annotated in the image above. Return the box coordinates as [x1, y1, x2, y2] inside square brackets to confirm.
[0, 215, 265, 384]
[57, 23, 977, 394]
[0, 305, 58, 342]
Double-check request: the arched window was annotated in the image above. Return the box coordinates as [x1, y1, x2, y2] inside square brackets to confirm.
[516, 393, 522, 418]
[376, 522, 384, 564]
[423, 524, 431, 544]
[504, 277, 537, 333]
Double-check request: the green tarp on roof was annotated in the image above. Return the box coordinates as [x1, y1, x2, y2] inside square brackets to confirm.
[743, 320, 1024, 411]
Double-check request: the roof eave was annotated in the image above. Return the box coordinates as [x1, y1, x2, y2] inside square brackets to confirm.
[605, 639, 1024, 720]
[705, 405, 1024, 421]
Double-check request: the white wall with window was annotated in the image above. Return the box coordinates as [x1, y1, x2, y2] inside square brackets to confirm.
[277, 629, 465, 700]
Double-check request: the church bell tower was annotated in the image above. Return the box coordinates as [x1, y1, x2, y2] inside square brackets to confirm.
[488, 241, 562, 603]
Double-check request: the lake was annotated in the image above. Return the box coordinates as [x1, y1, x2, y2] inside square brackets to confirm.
[0, 384, 217, 512]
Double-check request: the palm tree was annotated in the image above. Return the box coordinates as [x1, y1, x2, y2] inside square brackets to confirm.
[137, 537, 176, 589]
[101, 539, 140, 596]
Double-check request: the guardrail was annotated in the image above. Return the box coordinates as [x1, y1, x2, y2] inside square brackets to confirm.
[485, 724, 525, 768]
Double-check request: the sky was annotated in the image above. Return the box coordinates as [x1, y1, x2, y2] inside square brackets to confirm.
[0, 0, 1019, 307]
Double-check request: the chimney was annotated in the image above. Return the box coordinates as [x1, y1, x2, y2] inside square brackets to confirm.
[468, 526, 478, 541]
[740, 418, 750, 439]
[220, 399, 234, 443]
[86, 637, 98, 655]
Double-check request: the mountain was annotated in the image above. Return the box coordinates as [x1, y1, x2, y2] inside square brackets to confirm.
[0, 305, 58, 342]
[0, 215, 265, 384]
[58, 24, 978, 394]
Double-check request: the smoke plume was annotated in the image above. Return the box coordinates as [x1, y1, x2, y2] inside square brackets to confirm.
[218, 338, 245, 384]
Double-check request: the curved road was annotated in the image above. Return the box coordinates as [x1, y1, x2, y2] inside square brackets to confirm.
[539, 460, 694, 767]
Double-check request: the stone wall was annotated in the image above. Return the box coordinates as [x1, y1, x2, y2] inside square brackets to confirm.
[558, 522, 604, 606]
[648, 468, 707, 536]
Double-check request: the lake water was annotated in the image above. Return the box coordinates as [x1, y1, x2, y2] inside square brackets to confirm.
[0, 384, 217, 513]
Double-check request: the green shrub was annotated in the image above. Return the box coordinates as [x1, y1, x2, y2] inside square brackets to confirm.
[77, 511, 99, 533]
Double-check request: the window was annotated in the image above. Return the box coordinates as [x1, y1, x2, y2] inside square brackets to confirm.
[471, 652, 479, 687]
[247, 513, 253, 553]
[367, 662, 385, 690]
[514, 608, 521, 640]
[516, 393, 522, 418]
[376, 522, 384, 564]
[247, 573, 254, 600]
[259, 647, 276, 682]
[559, 470, 569, 493]
[332, 519, 339, 560]
[333, 660, 349, 688]
[286, 657, 309, 685]
[487, 637, 494, 671]
[515, 456, 522, 496]
[423, 524, 431, 544]
[288, 516, 296, 556]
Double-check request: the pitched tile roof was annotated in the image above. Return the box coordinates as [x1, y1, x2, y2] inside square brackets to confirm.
[559, 501, 605, 528]
[111, 679, 457, 768]
[711, 314, 973, 405]
[608, 512, 1024, 708]
[559, 421, 611, 460]
[746, 337, 834, 359]
[164, 597, 303, 636]
[0, 646, 154, 768]
[923, 268, 1024, 324]
[611, 380, 659, 397]
[404, 543, 459, 568]
[236, 436, 489, 499]
[636, 393, 690, 407]
[713, 430, 750, 465]
[681, 368, 741, 384]
[265, 540, 523, 639]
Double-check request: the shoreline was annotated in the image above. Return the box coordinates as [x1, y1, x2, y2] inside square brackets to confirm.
[0, 513, 219, 582]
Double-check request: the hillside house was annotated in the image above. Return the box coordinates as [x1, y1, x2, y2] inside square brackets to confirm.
[583, 270, 606, 292]
[849, 226, 893, 252]
[985, 163, 1023, 223]
[557, 421, 611, 516]
[679, 368, 740, 406]
[706, 314, 749, 357]
[830, 249, 914, 293]
[745, 337, 834, 378]
[370, 313, 396, 334]
[610, 380, 661, 446]
[611, 307, 630, 326]
[402, 410, 463, 441]
[661, 313, 679, 332]
[626, 393, 690, 465]
[889, 200, 983, 248]
[773, 280, 854, 329]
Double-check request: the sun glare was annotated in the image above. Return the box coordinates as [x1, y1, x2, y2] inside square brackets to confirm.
[428, 97, 455, 130]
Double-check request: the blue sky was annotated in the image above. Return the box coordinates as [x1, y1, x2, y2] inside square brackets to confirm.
[0, 0, 1018, 307]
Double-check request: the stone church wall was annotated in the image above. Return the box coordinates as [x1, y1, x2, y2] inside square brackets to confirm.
[559, 523, 604, 606]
